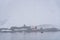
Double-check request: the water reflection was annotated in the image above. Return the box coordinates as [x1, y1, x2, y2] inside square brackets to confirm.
[0, 32, 60, 40]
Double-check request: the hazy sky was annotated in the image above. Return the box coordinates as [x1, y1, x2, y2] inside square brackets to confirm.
[0, 0, 60, 28]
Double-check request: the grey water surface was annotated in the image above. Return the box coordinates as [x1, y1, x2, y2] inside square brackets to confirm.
[0, 32, 60, 40]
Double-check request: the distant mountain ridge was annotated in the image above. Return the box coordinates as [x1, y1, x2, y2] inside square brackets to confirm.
[36, 24, 59, 29]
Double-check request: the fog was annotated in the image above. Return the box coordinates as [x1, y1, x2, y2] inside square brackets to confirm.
[0, 0, 60, 28]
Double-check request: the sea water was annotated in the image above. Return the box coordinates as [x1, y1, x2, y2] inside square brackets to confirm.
[0, 32, 60, 40]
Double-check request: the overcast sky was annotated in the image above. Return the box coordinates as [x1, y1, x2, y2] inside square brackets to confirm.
[0, 0, 60, 28]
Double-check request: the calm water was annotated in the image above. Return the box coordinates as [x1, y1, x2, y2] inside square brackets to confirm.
[0, 32, 60, 40]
